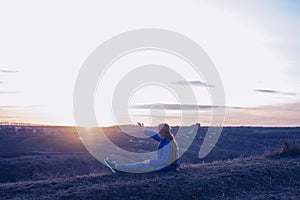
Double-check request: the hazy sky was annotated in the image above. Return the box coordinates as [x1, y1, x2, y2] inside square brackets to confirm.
[0, 0, 299, 126]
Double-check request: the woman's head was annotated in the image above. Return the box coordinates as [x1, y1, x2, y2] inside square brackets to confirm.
[158, 123, 170, 138]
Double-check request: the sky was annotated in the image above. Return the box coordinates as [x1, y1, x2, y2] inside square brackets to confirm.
[0, 0, 299, 126]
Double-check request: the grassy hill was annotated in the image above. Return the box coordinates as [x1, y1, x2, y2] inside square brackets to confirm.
[0, 156, 299, 199]
[0, 125, 299, 199]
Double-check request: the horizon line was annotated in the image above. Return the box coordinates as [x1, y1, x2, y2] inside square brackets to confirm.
[0, 121, 299, 128]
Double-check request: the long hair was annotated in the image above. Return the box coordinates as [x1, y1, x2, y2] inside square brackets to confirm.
[158, 123, 179, 170]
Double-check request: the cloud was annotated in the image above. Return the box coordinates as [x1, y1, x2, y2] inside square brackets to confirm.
[0, 115, 20, 119]
[0, 105, 37, 110]
[0, 105, 43, 125]
[129, 103, 242, 110]
[172, 80, 215, 88]
[131, 102, 300, 126]
[224, 102, 300, 126]
[254, 89, 297, 96]
[0, 69, 18, 73]
[0, 91, 19, 94]
[130, 114, 181, 119]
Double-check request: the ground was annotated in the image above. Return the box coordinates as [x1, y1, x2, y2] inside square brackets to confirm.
[0, 156, 299, 199]
[0, 125, 299, 199]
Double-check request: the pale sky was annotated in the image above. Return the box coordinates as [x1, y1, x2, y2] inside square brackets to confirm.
[0, 0, 299, 126]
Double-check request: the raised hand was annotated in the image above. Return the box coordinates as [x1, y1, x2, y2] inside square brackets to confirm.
[137, 122, 144, 127]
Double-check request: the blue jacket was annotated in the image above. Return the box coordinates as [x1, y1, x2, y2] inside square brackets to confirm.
[144, 130, 180, 172]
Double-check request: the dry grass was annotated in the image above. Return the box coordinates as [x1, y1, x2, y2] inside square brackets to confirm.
[0, 156, 299, 200]
[265, 140, 300, 158]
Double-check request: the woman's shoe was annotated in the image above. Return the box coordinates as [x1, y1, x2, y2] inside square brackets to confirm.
[104, 158, 117, 173]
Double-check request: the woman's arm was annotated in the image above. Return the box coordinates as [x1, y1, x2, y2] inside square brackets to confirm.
[144, 130, 162, 142]
[137, 122, 162, 142]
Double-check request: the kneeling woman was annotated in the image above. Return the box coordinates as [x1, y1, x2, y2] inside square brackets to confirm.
[104, 123, 180, 173]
